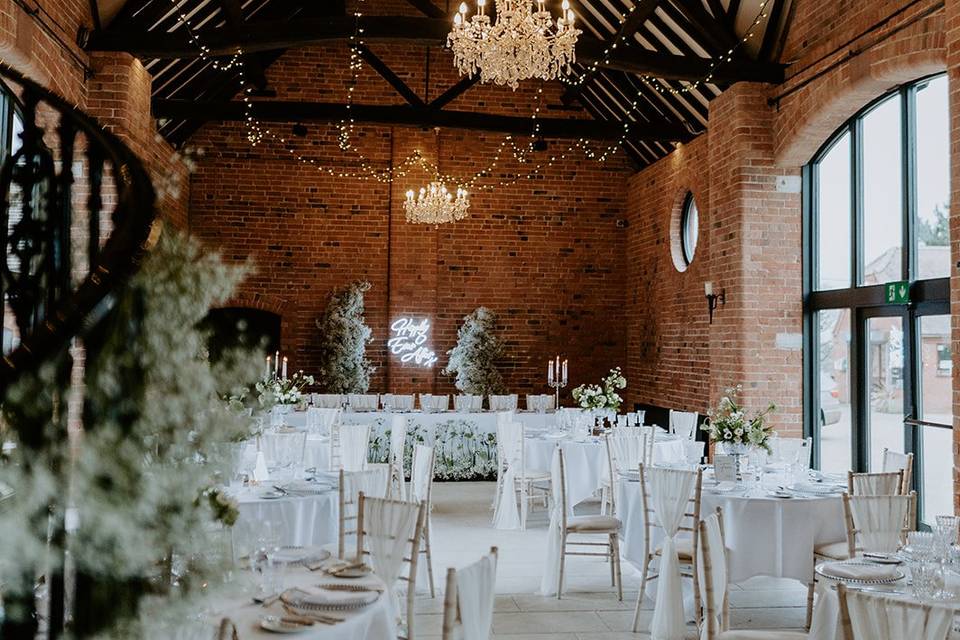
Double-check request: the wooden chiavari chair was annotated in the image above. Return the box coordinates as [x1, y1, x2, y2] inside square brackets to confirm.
[846, 470, 906, 496]
[881, 448, 914, 494]
[440, 547, 499, 640]
[356, 493, 426, 640]
[553, 448, 622, 601]
[631, 463, 704, 632]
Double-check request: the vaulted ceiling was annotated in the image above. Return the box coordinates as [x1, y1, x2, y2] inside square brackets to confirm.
[83, 0, 791, 168]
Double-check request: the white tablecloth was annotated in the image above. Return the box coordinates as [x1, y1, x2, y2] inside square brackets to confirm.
[525, 434, 688, 507]
[616, 477, 846, 584]
[214, 569, 395, 640]
[283, 409, 558, 436]
[234, 487, 338, 551]
[812, 570, 960, 639]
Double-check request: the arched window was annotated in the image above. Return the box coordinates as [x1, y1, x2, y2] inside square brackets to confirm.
[680, 192, 698, 266]
[804, 74, 950, 526]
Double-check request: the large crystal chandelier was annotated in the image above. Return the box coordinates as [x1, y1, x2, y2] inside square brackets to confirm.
[447, 0, 581, 90]
[404, 182, 470, 224]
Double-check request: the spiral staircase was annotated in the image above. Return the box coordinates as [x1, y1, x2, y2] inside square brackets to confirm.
[0, 64, 158, 638]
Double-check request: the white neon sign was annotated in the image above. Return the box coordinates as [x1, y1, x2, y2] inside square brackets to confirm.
[388, 318, 439, 367]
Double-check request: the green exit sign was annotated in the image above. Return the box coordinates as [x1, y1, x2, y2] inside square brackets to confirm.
[884, 281, 910, 304]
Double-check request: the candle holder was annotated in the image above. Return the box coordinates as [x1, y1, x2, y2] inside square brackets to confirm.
[548, 378, 567, 412]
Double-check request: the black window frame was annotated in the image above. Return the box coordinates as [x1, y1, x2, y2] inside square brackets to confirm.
[803, 73, 951, 525]
[680, 191, 698, 267]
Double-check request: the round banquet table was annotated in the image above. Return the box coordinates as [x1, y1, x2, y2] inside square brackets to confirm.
[211, 568, 395, 640]
[616, 473, 847, 584]
[233, 486, 338, 551]
[524, 433, 688, 508]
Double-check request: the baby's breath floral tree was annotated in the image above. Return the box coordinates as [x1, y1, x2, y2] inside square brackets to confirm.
[315, 280, 374, 393]
[0, 228, 263, 638]
[443, 307, 506, 396]
[701, 385, 777, 454]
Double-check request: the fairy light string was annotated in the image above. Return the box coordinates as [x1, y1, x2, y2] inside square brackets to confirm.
[169, 0, 771, 188]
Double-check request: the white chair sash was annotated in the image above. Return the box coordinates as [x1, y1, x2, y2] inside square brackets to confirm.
[882, 449, 911, 473]
[313, 394, 343, 408]
[456, 550, 498, 640]
[340, 424, 371, 472]
[669, 410, 698, 440]
[538, 447, 573, 596]
[607, 434, 645, 476]
[348, 394, 379, 411]
[493, 422, 523, 530]
[845, 588, 953, 640]
[489, 394, 518, 411]
[411, 444, 433, 504]
[260, 431, 307, 471]
[362, 497, 421, 620]
[389, 415, 408, 499]
[849, 495, 910, 553]
[648, 466, 696, 640]
[453, 394, 483, 412]
[421, 394, 449, 412]
[304, 407, 322, 433]
[525, 394, 555, 411]
[696, 511, 726, 639]
[851, 472, 902, 496]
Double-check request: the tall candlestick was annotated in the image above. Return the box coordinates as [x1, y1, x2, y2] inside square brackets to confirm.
[266, 356, 271, 378]
[562, 359, 568, 384]
[548, 359, 555, 384]
[274, 351, 279, 375]
[282, 357, 288, 380]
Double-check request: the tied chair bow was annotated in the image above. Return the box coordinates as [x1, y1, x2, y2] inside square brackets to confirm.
[649, 466, 697, 640]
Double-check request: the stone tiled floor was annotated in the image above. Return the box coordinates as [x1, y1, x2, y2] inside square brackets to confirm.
[415, 481, 808, 639]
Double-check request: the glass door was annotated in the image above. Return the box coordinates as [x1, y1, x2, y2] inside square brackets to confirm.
[861, 310, 906, 471]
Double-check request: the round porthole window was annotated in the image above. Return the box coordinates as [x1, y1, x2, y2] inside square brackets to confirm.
[680, 192, 699, 267]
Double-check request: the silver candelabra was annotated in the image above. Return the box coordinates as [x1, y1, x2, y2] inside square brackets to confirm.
[547, 356, 568, 410]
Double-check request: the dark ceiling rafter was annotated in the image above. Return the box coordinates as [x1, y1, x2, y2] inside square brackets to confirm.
[103, 0, 788, 169]
[218, 0, 270, 91]
[357, 44, 425, 107]
[151, 98, 694, 141]
[566, 0, 665, 96]
[404, 0, 447, 19]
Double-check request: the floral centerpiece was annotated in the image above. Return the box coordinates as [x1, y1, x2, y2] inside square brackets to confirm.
[701, 385, 776, 454]
[256, 370, 315, 407]
[571, 367, 627, 411]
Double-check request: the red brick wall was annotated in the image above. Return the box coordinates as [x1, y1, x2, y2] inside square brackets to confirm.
[0, 1, 188, 225]
[187, 42, 632, 396]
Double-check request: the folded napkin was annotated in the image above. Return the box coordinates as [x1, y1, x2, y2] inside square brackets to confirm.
[282, 586, 379, 610]
[820, 561, 901, 582]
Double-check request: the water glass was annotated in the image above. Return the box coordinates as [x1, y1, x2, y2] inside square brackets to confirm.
[906, 531, 937, 562]
[910, 560, 945, 601]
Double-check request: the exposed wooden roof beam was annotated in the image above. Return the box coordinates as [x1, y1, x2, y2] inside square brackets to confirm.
[152, 98, 694, 141]
[571, 0, 665, 91]
[405, 0, 447, 19]
[428, 75, 480, 109]
[669, 0, 739, 55]
[85, 16, 783, 84]
[218, 0, 269, 91]
[758, 0, 786, 62]
[357, 45, 424, 107]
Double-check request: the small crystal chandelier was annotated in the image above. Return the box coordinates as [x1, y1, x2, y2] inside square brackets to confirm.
[404, 129, 470, 225]
[447, 0, 581, 90]
[404, 181, 470, 225]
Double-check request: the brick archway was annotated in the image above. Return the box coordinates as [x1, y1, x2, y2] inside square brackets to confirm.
[774, 23, 945, 167]
[219, 291, 296, 355]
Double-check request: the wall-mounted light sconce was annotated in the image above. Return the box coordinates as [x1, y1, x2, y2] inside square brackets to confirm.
[705, 281, 725, 324]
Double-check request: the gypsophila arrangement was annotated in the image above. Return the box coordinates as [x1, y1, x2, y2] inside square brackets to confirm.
[443, 307, 506, 396]
[256, 370, 315, 406]
[701, 385, 777, 453]
[315, 280, 375, 393]
[0, 228, 263, 637]
[572, 367, 627, 411]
